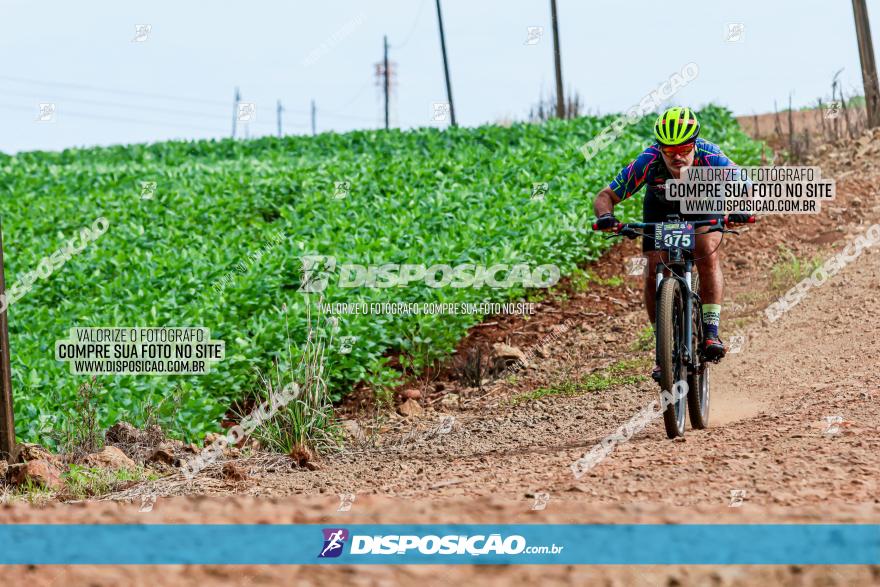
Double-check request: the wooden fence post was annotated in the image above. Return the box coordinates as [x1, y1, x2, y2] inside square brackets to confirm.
[0, 220, 18, 463]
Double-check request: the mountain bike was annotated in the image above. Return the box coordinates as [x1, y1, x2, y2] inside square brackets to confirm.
[592, 215, 755, 438]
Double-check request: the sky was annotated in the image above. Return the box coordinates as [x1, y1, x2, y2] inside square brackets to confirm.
[1, 0, 878, 153]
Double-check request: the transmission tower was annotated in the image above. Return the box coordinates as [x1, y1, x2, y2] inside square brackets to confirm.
[374, 41, 399, 128]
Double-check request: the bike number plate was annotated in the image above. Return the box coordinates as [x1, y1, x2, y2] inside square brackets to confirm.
[655, 222, 695, 251]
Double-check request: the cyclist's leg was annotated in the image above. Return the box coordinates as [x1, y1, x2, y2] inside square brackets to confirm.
[695, 224, 725, 359]
[694, 227, 723, 306]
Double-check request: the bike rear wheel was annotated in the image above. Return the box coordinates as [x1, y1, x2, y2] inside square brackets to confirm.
[687, 301, 710, 429]
[657, 277, 687, 438]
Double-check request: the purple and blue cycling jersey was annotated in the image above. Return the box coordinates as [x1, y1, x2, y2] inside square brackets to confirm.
[608, 138, 737, 202]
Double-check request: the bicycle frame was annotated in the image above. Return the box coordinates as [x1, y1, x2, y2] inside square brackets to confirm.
[591, 214, 755, 372]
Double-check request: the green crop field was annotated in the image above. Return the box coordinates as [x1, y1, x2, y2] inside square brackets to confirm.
[0, 105, 763, 446]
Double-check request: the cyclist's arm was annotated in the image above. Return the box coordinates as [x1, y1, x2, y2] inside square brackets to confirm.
[593, 146, 658, 217]
[593, 187, 620, 217]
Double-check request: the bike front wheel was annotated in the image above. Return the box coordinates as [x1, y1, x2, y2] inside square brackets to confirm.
[657, 277, 687, 438]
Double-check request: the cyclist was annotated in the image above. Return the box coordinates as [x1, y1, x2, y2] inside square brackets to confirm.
[592, 107, 750, 379]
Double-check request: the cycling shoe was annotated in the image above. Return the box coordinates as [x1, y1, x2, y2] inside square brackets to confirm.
[703, 337, 726, 362]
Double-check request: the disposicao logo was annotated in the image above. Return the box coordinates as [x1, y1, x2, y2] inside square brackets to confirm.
[319, 528, 349, 558]
[349, 533, 529, 555]
[317, 530, 564, 558]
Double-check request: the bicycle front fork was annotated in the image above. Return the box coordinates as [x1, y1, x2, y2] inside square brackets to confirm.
[655, 260, 695, 369]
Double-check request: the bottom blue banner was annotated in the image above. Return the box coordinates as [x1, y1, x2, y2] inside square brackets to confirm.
[0, 524, 877, 565]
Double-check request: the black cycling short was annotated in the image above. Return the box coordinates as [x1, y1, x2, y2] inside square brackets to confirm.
[641, 192, 724, 252]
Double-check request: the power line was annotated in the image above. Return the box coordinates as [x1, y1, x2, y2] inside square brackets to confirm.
[243, 117, 311, 129]
[0, 74, 416, 138]
[0, 87, 228, 121]
[261, 96, 377, 123]
[0, 102, 224, 133]
[322, 79, 373, 115]
[305, 109, 379, 123]
[0, 74, 380, 124]
[2, 86, 349, 129]
[392, 0, 429, 50]
[2, 99, 419, 139]
[0, 75, 229, 107]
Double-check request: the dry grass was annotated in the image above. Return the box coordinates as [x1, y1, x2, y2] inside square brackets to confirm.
[98, 453, 294, 503]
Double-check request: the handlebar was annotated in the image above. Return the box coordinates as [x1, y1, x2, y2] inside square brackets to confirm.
[591, 216, 756, 233]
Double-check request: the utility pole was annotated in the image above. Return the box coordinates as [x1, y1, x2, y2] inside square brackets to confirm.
[311, 100, 316, 136]
[852, 0, 880, 127]
[276, 100, 283, 138]
[434, 0, 457, 126]
[383, 35, 390, 130]
[0, 221, 17, 463]
[232, 86, 240, 138]
[550, 0, 565, 118]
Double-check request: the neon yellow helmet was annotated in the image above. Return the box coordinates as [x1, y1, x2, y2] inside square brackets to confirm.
[654, 107, 700, 146]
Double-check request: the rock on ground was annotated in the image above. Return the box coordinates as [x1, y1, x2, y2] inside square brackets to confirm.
[8, 459, 63, 490]
[84, 446, 136, 471]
